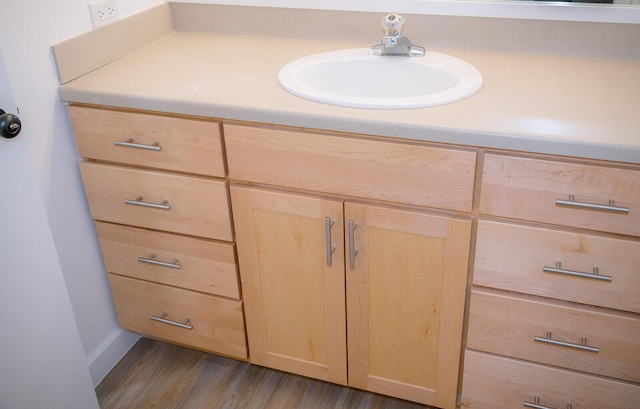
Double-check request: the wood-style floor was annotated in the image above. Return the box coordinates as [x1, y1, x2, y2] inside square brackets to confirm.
[97, 338, 435, 409]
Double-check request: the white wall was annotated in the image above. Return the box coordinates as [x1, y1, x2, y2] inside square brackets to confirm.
[0, 0, 164, 386]
[1, 51, 100, 409]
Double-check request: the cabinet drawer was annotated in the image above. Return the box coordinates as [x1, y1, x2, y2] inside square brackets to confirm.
[480, 154, 640, 236]
[474, 220, 640, 313]
[461, 350, 640, 409]
[80, 161, 233, 241]
[69, 105, 225, 177]
[225, 124, 476, 212]
[109, 274, 247, 359]
[96, 222, 239, 299]
[467, 289, 640, 383]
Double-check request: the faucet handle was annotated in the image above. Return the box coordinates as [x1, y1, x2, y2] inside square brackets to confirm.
[371, 13, 425, 57]
[382, 14, 404, 36]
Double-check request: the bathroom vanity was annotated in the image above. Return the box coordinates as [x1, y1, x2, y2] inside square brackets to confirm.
[54, 3, 640, 409]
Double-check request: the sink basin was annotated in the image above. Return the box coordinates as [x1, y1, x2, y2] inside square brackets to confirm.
[278, 48, 483, 109]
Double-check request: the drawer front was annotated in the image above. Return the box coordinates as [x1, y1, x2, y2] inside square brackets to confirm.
[225, 124, 477, 212]
[480, 154, 640, 236]
[80, 161, 233, 241]
[461, 350, 640, 409]
[467, 289, 640, 383]
[96, 222, 239, 299]
[69, 105, 226, 177]
[109, 274, 247, 359]
[474, 220, 640, 313]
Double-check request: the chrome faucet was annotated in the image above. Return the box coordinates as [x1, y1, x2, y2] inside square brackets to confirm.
[369, 14, 425, 57]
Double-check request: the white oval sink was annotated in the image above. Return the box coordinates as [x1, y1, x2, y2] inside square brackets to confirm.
[278, 48, 483, 109]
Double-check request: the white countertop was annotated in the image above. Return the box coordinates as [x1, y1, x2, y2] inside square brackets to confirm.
[57, 30, 640, 164]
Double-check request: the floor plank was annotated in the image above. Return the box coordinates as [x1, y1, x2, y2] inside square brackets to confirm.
[96, 338, 434, 409]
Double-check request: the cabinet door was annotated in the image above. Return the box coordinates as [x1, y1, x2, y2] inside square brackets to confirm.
[230, 186, 347, 385]
[345, 203, 471, 409]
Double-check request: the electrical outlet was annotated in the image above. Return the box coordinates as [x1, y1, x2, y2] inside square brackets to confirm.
[89, 0, 119, 28]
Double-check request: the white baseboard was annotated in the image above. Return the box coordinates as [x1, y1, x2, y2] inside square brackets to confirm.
[87, 328, 140, 387]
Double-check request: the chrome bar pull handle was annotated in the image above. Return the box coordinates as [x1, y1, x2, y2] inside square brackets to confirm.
[534, 331, 599, 353]
[555, 194, 629, 214]
[523, 396, 557, 409]
[543, 262, 612, 283]
[325, 217, 336, 267]
[114, 138, 161, 151]
[150, 312, 192, 330]
[524, 397, 573, 409]
[137, 254, 182, 269]
[348, 220, 358, 270]
[124, 196, 171, 210]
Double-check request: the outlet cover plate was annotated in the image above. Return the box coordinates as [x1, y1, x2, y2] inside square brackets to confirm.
[89, 0, 119, 28]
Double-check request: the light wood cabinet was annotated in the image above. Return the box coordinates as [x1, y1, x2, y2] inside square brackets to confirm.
[226, 124, 475, 408]
[231, 186, 347, 385]
[68, 103, 640, 408]
[461, 350, 640, 409]
[480, 154, 640, 236]
[224, 124, 477, 212]
[474, 220, 640, 313]
[109, 274, 246, 359]
[467, 288, 640, 383]
[79, 161, 233, 241]
[345, 202, 471, 408]
[69, 105, 246, 359]
[96, 222, 240, 299]
[462, 153, 640, 407]
[231, 185, 471, 409]
[69, 105, 226, 177]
